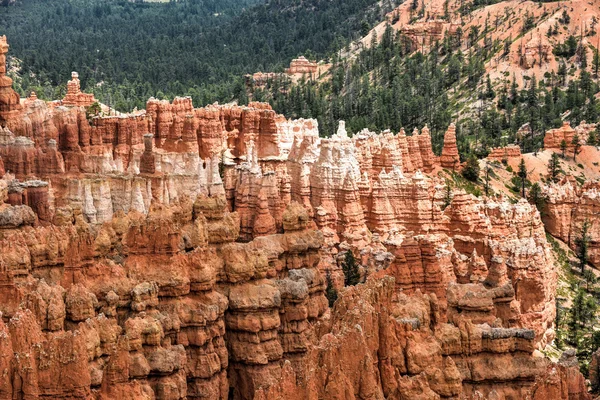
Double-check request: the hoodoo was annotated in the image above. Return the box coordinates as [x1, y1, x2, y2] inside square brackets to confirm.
[440, 123, 460, 170]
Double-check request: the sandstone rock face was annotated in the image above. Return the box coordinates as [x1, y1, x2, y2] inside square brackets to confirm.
[0, 36, 23, 132]
[0, 187, 327, 399]
[0, 36, 581, 399]
[284, 56, 319, 75]
[488, 144, 522, 161]
[516, 34, 553, 70]
[543, 121, 597, 150]
[532, 349, 591, 400]
[62, 71, 97, 107]
[440, 123, 460, 169]
[247, 56, 330, 90]
[543, 178, 600, 267]
[255, 276, 586, 400]
[544, 121, 578, 150]
[400, 19, 447, 49]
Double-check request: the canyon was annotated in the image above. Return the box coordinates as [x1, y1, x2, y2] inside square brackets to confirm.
[0, 35, 593, 399]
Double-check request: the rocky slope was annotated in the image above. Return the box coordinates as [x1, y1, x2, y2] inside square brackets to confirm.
[362, 0, 600, 89]
[0, 35, 591, 399]
[479, 122, 600, 270]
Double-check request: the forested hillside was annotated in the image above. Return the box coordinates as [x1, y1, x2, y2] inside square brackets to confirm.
[0, 0, 399, 110]
[255, 0, 600, 155]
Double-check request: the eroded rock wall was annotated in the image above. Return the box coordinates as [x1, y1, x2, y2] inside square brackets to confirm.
[0, 36, 582, 399]
[544, 177, 600, 267]
[0, 182, 327, 399]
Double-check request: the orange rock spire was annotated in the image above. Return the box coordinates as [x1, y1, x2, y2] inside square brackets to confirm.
[62, 71, 97, 107]
[440, 123, 460, 169]
[0, 36, 22, 128]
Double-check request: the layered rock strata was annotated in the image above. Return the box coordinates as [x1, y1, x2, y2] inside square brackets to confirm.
[487, 144, 522, 161]
[543, 121, 598, 150]
[440, 123, 460, 169]
[0, 73, 556, 343]
[0, 36, 23, 133]
[543, 177, 600, 267]
[255, 276, 587, 400]
[0, 178, 328, 399]
[0, 36, 580, 399]
[62, 71, 97, 107]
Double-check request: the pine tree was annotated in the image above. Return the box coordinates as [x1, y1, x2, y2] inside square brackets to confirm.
[583, 268, 597, 291]
[517, 158, 528, 198]
[462, 154, 480, 182]
[342, 251, 361, 286]
[484, 75, 495, 99]
[560, 139, 568, 158]
[580, 44, 588, 70]
[527, 182, 546, 214]
[325, 271, 338, 307]
[588, 126, 599, 146]
[575, 219, 591, 274]
[572, 133, 581, 161]
[510, 75, 519, 103]
[567, 289, 585, 344]
[442, 179, 453, 210]
[559, 10, 571, 25]
[567, 288, 597, 345]
[548, 152, 562, 182]
[593, 47, 600, 78]
[484, 166, 492, 196]
[558, 60, 568, 86]
[527, 75, 538, 108]
[85, 101, 102, 121]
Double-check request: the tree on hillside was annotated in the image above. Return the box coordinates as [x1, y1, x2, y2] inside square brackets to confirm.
[587, 128, 598, 146]
[572, 133, 582, 161]
[558, 60, 568, 86]
[483, 166, 492, 196]
[594, 47, 599, 78]
[575, 219, 591, 274]
[462, 155, 480, 182]
[527, 182, 547, 214]
[526, 76, 540, 151]
[342, 251, 361, 286]
[517, 158, 528, 198]
[325, 271, 338, 307]
[484, 75, 495, 100]
[567, 288, 597, 350]
[442, 179, 453, 210]
[559, 10, 571, 25]
[566, 287, 599, 377]
[583, 268, 597, 292]
[548, 152, 562, 182]
[85, 101, 102, 121]
[560, 139, 568, 158]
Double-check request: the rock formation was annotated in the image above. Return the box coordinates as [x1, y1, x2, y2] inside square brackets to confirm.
[543, 177, 600, 268]
[284, 56, 319, 75]
[0, 36, 22, 133]
[440, 123, 460, 169]
[488, 144, 522, 161]
[62, 71, 97, 107]
[256, 276, 587, 400]
[247, 57, 330, 90]
[399, 19, 447, 49]
[0, 36, 586, 399]
[543, 121, 598, 150]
